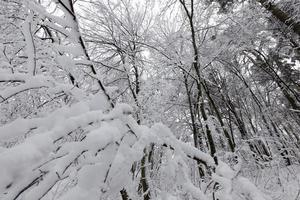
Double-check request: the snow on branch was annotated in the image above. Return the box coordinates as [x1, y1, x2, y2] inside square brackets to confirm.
[0, 1, 273, 200]
[0, 95, 268, 200]
[22, 11, 36, 76]
[0, 75, 52, 103]
[0, 73, 28, 83]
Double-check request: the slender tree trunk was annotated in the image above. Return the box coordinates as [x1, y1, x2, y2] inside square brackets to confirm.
[202, 80, 235, 152]
[179, 0, 218, 164]
[183, 73, 205, 177]
[140, 149, 150, 200]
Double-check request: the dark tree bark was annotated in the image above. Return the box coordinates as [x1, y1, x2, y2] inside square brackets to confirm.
[179, 0, 218, 164]
[257, 0, 300, 37]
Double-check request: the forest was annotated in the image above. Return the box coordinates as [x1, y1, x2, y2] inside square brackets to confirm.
[0, 0, 299, 199]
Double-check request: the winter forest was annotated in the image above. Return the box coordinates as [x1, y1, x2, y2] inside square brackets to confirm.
[0, 0, 300, 199]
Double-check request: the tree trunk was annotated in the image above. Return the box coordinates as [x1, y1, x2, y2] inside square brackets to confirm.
[257, 0, 300, 37]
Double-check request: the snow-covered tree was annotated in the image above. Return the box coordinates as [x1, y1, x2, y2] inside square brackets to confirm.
[0, 0, 299, 200]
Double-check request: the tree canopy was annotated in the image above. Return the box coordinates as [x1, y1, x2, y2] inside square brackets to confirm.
[0, 0, 299, 200]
